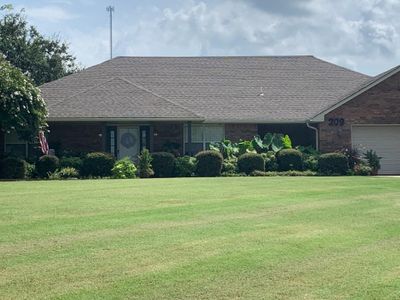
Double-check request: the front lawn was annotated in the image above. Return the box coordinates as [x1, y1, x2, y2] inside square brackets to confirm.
[1, 177, 399, 299]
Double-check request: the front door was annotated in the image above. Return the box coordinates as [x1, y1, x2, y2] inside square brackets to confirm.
[117, 127, 140, 160]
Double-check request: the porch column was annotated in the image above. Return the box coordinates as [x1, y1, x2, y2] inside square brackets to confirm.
[187, 121, 192, 156]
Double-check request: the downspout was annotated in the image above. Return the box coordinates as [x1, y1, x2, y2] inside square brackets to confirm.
[306, 122, 319, 151]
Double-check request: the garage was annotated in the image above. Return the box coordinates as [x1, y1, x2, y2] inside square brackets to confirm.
[352, 125, 400, 175]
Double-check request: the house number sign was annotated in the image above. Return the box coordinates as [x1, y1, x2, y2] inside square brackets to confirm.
[328, 118, 345, 126]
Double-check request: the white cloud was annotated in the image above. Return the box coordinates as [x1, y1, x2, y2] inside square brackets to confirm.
[28, 0, 400, 75]
[25, 5, 77, 22]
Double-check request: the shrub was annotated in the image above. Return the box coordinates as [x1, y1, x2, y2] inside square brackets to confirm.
[354, 163, 373, 176]
[175, 156, 196, 177]
[262, 151, 279, 171]
[49, 167, 79, 180]
[250, 170, 317, 177]
[26, 162, 36, 179]
[318, 153, 349, 175]
[112, 157, 137, 179]
[0, 157, 27, 179]
[151, 152, 176, 178]
[238, 153, 265, 174]
[36, 155, 59, 178]
[222, 160, 237, 174]
[276, 149, 303, 171]
[60, 156, 83, 171]
[138, 149, 154, 178]
[195, 150, 223, 177]
[303, 155, 319, 171]
[363, 150, 382, 175]
[81, 152, 115, 177]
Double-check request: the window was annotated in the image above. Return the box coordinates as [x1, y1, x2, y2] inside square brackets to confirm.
[184, 124, 224, 153]
[4, 131, 28, 157]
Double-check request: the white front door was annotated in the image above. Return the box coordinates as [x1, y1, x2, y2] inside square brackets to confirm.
[118, 127, 140, 160]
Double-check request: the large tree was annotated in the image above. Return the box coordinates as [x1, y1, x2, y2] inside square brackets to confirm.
[0, 5, 80, 86]
[0, 55, 48, 141]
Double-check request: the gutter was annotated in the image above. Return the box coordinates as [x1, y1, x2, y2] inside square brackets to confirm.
[306, 122, 319, 151]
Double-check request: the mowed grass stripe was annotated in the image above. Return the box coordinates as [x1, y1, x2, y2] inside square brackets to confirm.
[0, 177, 399, 299]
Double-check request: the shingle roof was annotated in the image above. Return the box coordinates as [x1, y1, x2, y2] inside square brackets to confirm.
[40, 56, 371, 122]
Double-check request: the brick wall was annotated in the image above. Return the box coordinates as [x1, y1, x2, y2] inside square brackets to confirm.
[48, 122, 106, 155]
[153, 123, 184, 154]
[225, 124, 258, 142]
[319, 72, 400, 152]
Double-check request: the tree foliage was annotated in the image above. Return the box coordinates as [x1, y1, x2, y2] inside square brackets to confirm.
[0, 5, 80, 85]
[0, 56, 48, 141]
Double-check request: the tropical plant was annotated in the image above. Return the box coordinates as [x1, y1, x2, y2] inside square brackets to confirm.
[363, 150, 382, 175]
[209, 139, 239, 160]
[282, 135, 292, 149]
[138, 149, 154, 178]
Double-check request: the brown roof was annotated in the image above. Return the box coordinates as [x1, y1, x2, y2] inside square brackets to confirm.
[40, 56, 371, 122]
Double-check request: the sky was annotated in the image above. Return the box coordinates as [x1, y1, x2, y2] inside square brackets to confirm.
[3, 0, 400, 75]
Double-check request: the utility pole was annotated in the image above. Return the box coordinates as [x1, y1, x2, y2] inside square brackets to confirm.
[106, 5, 114, 60]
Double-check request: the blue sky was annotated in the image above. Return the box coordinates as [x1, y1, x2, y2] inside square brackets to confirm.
[4, 0, 400, 75]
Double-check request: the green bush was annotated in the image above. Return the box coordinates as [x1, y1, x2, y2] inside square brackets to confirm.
[262, 151, 279, 171]
[60, 156, 83, 171]
[222, 160, 237, 174]
[318, 153, 349, 175]
[81, 152, 115, 177]
[0, 157, 27, 179]
[151, 152, 176, 178]
[250, 170, 317, 177]
[138, 149, 154, 178]
[112, 157, 137, 179]
[238, 153, 265, 174]
[174, 156, 196, 177]
[49, 167, 79, 180]
[354, 163, 373, 176]
[195, 150, 223, 177]
[303, 155, 319, 171]
[276, 149, 303, 171]
[363, 150, 382, 175]
[36, 155, 59, 178]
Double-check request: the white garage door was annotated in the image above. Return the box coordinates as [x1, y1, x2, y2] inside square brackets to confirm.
[352, 125, 400, 175]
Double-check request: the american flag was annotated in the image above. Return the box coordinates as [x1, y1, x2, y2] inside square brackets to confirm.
[39, 131, 49, 155]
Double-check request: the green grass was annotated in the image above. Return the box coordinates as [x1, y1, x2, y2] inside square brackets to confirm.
[1, 177, 400, 299]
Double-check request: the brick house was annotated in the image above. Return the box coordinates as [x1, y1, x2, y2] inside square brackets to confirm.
[2, 56, 399, 174]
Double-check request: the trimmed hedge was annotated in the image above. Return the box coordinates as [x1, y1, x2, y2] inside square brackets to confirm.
[318, 152, 349, 175]
[36, 155, 59, 178]
[195, 150, 223, 177]
[151, 152, 176, 178]
[0, 157, 27, 179]
[238, 153, 265, 174]
[60, 156, 83, 171]
[81, 152, 115, 177]
[276, 149, 303, 171]
[174, 156, 196, 177]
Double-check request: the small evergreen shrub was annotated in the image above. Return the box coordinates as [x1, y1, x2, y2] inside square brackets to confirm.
[174, 156, 196, 177]
[81, 152, 115, 177]
[60, 156, 83, 171]
[303, 155, 319, 171]
[195, 150, 223, 177]
[0, 157, 27, 179]
[151, 152, 176, 177]
[222, 160, 237, 174]
[276, 149, 303, 171]
[238, 153, 265, 174]
[138, 149, 154, 178]
[36, 155, 59, 178]
[262, 151, 279, 171]
[318, 153, 349, 175]
[354, 163, 373, 176]
[49, 167, 79, 180]
[112, 157, 137, 179]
